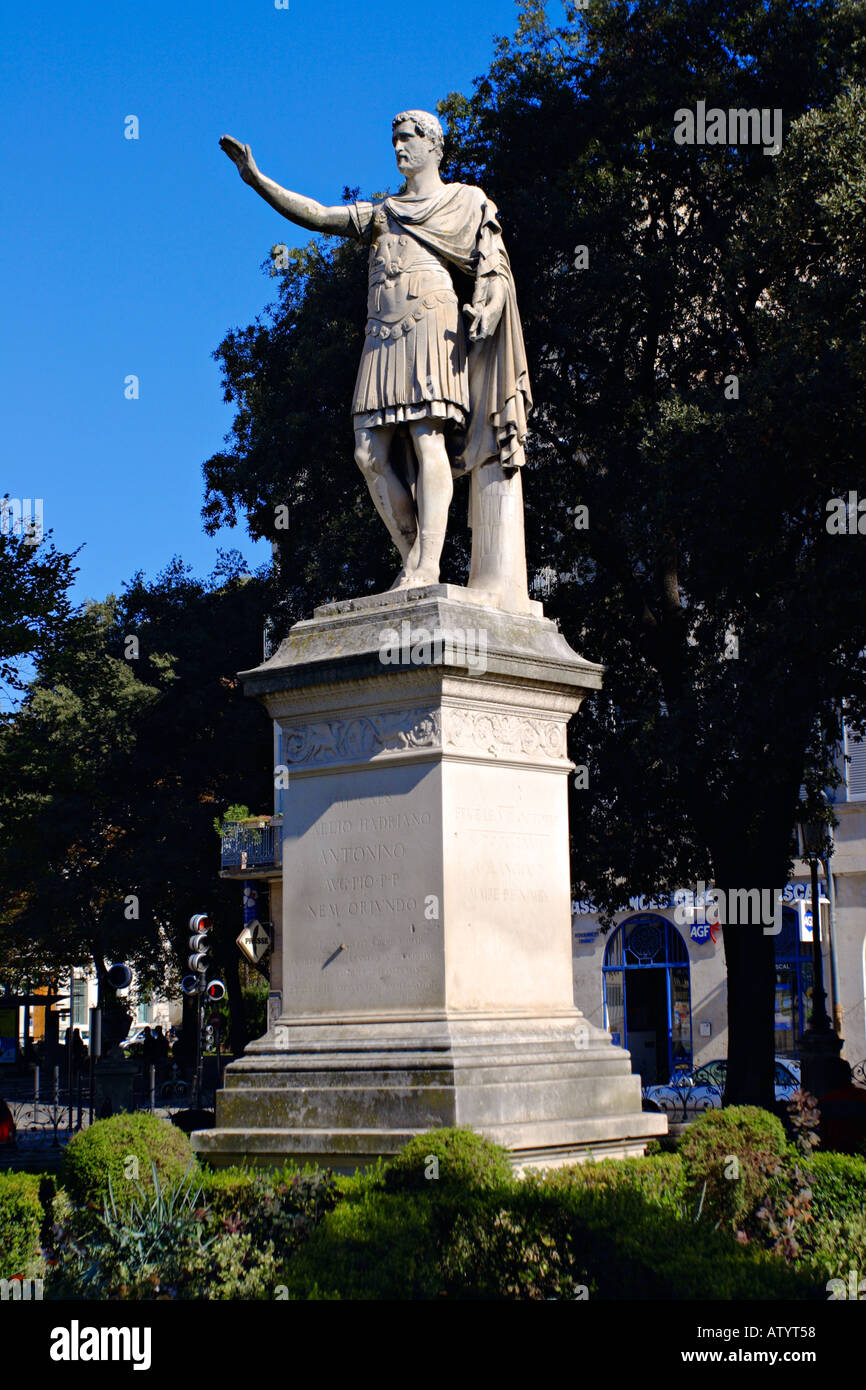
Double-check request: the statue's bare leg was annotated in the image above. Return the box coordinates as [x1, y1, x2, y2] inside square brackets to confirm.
[353, 423, 418, 586]
[403, 419, 453, 587]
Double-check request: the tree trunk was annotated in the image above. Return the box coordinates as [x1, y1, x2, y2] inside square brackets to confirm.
[721, 918, 776, 1109]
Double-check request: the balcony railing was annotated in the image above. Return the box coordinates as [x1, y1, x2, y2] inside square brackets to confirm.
[220, 818, 282, 871]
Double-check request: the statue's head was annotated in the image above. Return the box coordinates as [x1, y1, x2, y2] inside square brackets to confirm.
[391, 110, 444, 173]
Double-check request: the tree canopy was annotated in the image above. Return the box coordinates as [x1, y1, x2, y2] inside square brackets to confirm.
[0, 505, 78, 704]
[0, 555, 274, 1051]
[200, 0, 866, 1104]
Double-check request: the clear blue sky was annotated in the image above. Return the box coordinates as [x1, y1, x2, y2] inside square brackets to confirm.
[2, 0, 527, 606]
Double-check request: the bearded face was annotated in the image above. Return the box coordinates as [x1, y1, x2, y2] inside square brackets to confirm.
[392, 121, 438, 176]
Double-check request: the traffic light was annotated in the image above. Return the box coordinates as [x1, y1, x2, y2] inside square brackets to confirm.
[106, 962, 132, 989]
[188, 914, 211, 974]
[205, 980, 226, 1003]
[180, 974, 200, 996]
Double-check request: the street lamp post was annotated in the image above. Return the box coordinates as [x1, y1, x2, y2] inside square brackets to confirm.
[796, 810, 849, 1100]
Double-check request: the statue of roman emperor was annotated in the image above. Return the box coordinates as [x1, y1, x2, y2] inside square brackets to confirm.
[220, 110, 534, 611]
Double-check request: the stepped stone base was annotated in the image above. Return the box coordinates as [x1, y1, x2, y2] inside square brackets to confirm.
[194, 1016, 664, 1172]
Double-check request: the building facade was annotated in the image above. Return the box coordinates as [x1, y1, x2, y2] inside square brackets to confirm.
[572, 731, 866, 1085]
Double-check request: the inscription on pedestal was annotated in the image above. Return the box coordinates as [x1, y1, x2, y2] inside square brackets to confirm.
[456, 801, 557, 907]
[283, 774, 445, 1014]
[443, 766, 574, 1010]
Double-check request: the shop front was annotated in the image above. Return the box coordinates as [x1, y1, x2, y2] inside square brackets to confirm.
[601, 914, 693, 1084]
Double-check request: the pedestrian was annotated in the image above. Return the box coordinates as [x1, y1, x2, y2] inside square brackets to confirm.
[152, 1025, 170, 1080]
[141, 1026, 155, 1076]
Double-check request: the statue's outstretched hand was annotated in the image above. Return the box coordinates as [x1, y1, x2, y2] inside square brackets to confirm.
[219, 135, 260, 186]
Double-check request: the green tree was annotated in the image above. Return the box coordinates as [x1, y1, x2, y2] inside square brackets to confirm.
[201, 0, 866, 1106]
[0, 504, 78, 701]
[0, 597, 168, 1001]
[0, 556, 274, 1055]
[111, 555, 274, 1054]
[439, 0, 866, 1107]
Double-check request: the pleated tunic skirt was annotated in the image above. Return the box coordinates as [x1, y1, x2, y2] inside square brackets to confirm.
[351, 224, 470, 429]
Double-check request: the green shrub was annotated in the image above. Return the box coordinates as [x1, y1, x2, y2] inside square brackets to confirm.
[50, 1159, 335, 1300]
[285, 1185, 588, 1302]
[44, 1136, 825, 1301]
[533, 1180, 819, 1299]
[531, 1154, 684, 1209]
[281, 1176, 816, 1301]
[201, 1162, 338, 1254]
[335, 1157, 387, 1198]
[283, 1176, 588, 1302]
[61, 1113, 197, 1211]
[805, 1151, 866, 1223]
[796, 1208, 866, 1281]
[198, 1165, 255, 1205]
[0, 1173, 44, 1279]
[679, 1106, 788, 1226]
[383, 1127, 514, 1196]
[282, 1190, 441, 1299]
[792, 1152, 866, 1278]
[435, 1185, 592, 1299]
[48, 1164, 272, 1300]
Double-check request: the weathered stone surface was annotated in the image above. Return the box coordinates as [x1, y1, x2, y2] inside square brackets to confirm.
[194, 595, 665, 1169]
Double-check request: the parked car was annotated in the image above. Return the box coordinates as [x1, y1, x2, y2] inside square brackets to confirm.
[643, 1057, 801, 1115]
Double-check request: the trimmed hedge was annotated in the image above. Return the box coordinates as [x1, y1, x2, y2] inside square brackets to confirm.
[679, 1106, 788, 1226]
[806, 1151, 866, 1222]
[541, 1182, 817, 1299]
[793, 1152, 866, 1279]
[0, 1173, 44, 1279]
[278, 1137, 821, 1300]
[280, 1173, 818, 1300]
[61, 1113, 197, 1211]
[533, 1153, 685, 1209]
[383, 1127, 514, 1195]
[200, 1162, 338, 1237]
[36, 1129, 836, 1299]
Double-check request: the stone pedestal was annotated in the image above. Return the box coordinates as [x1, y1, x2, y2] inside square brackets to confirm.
[193, 586, 665, 1170]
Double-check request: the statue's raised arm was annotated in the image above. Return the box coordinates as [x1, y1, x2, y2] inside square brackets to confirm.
[219, 134, 352, 236]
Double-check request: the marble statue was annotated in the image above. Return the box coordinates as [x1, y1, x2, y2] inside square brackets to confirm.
[197, 114, 663, 1178]
[220, 110, 534, 610]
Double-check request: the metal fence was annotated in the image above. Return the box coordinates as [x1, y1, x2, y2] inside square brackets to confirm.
[641, 1082, 724, 1123]
[642, 1057, 866, 1124]
[1, 1061, 219, 1166]
[220, 820, 281, 870]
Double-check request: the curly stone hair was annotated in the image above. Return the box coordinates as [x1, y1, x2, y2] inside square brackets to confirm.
[392, 109, 444, 166]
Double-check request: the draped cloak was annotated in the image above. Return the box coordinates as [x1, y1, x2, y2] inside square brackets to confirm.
[347, 183, 532, 474]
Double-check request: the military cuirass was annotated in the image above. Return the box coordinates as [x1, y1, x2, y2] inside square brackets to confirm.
[366, 208, 455, 327]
